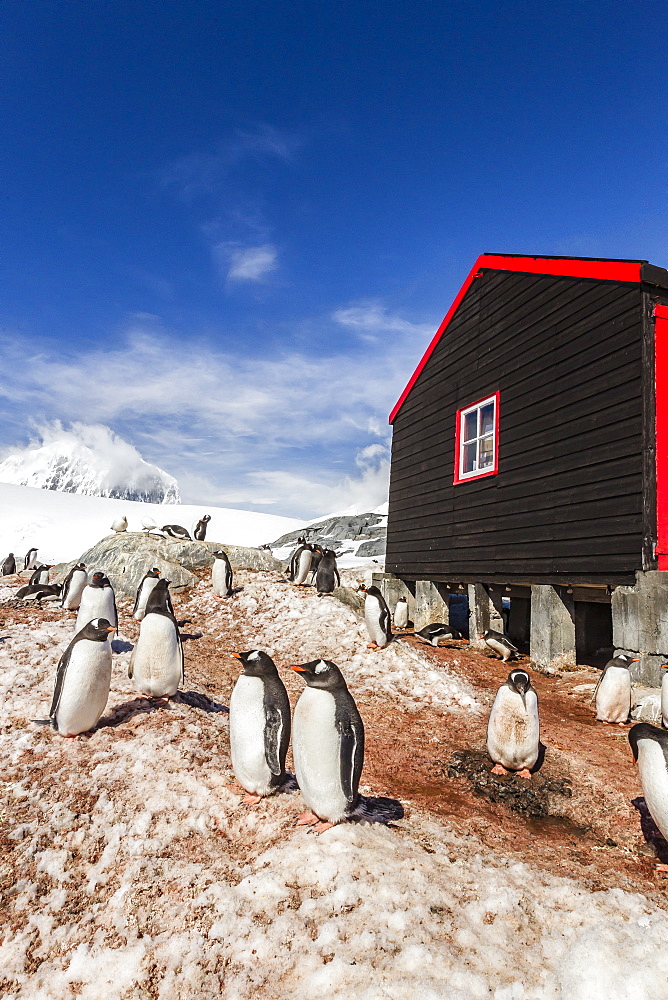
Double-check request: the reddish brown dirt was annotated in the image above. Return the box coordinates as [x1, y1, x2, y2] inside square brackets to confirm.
[3, 579, 667, 906]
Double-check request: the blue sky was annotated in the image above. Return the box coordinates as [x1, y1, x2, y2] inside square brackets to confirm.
[2, 1, 666, 517]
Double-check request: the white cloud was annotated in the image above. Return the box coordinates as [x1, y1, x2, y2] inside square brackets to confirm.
[332, 300, 436, 342]
[220, 243, 278, 282]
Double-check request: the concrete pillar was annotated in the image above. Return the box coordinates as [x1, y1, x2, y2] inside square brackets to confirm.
[468, 584, 505, 649]
[530, 585, 576, 672]
[371, 572, 415, 625]
[414, 580, 449, 631]
[612, 571, 668, 686]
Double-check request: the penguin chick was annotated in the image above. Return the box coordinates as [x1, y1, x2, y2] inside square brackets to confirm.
[291, 659, 364, 831]
[487, 669, 539, 777]
[76, 573, 118, 631]
[128, 580, 183, 699]
[482, 629, 518, 661]
[211, 550, 233, 597]
[162, 523, 191, 540]
[315, 549, 340, 595]
[111, 515, 128, 533]
[61, 563, 88, 610]
[629, 723, 668, 869]
[393, 597, 409, 629]
[2, 553, 16, 576]
[594, 652, 638, 724]
[132, 568, 161, 621]
[193, 514, 211, 541]
[359, 584, 392, 648]
[49, 617, 115, 736]
[414, 623, 462, 646]
[229, 650, 291, 804]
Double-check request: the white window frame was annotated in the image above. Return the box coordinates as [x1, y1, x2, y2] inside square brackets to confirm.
[455, 392, 499, 483]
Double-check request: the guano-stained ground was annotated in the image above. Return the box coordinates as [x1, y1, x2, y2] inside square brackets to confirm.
[2, 568, 668, 999]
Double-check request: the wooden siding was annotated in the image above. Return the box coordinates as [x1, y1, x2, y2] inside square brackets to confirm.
[386, 270, 645, 586]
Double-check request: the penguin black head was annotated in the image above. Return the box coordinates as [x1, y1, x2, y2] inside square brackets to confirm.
[91, 572, 106, 587]
[149, 568, 161, 576]
[629, 722, 668, 763]
[290, 659, 347, 690]
[78, 563, 86, 569]
[363, 585, 383, 598]
[232, 650, 278, 677]
[606, 652, 640, 669]
[202, 515, 211, 522]
[507, 669, 531, 696]
[80, 617, 115, 641]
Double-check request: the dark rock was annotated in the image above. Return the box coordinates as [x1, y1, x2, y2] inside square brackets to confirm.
[356, 538, 387, 557]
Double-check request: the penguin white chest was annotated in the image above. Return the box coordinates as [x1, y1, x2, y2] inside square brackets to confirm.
[293, 549, 312, 586]
[229, 676, 274, 795]
[637, 740, 668, 840]
[293, 687, 349, 822]
[662, 673, 668, 729]
[596, 667, 631, 723]
[130, 614, 182, 698]
[212, 560, 232, 596]
[76, 588, 116, 631]
[134, 576, 160, 620]
[55, 641, 112, 736]
[62, 570, 87, 609]
[487, 687, 539, 771]
[393, 600, 408, 629]
[365, 596, 389, 647]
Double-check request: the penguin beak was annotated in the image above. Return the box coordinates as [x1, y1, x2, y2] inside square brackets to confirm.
[231, 652, 242, 660]
[106, 626, 115, 632]
[289, 664, 308, 673]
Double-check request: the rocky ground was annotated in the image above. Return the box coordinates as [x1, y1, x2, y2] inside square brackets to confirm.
[2, 567, 668, 999]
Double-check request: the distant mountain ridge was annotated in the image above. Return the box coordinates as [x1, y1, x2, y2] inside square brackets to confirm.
[0, 422, 180, 504]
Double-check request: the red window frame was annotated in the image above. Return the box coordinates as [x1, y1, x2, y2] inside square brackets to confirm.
[453, 391, 500, 484]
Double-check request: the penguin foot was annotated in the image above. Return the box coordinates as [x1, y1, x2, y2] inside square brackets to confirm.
[242, 793, 263, 805]
[491, 764, 509, 775]
[296, 811, 321, 826]
[226, 779, 246, 793]
[312, 821, 334, 834]
[655, 863, 668, 873]
[516, 768, 532, 779]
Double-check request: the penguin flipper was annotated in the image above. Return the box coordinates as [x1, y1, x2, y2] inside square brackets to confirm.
[49, 644, 74, 721]
[591, 669, 606, 703]
[337, 715, 365, 802]
[264, 705, 285, 776]
[334, 569, 340, 588]
[132, 580, 143, 617]
[380, 606, 392, 640]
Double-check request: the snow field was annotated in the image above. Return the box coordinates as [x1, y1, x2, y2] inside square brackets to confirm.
[3, 574, 668, 997]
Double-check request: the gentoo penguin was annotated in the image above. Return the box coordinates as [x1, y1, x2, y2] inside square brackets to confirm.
[111, 515, 128, 533]
[286, 537, 306, 581]
[128, 580, 183, 700]
[212, 549, 233, 598]
[308, 544, 324, 583]
[292, 544, 314, 586]
[414, 623, 462, 646]
[30, 565, 52, 586]
[228, 650, 291, 803]
[48, 617, 115, 736]
[482, 629, 518, 662]
[487, 668, 540, 777]
[2, 553, 16, 576]
[132, 568, 161, 620]
[393, 597, 409, 630]
[162, 524, 191, 540]
[315, 549, 340, 595]
[594, 652, 638, 724]
[662, 665, 668, 730]
[359, 584, 392, 648]
[24, 547, 38, 570]
[60, 563, 88, 610]
[17, 583, 62, 603]
[291, 659, 365, 830]
[629, 723, 668, 865]
[76, 572, 118, 631]
[193, 514, 211, 541]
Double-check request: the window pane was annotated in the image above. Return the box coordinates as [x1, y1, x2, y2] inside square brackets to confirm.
[480, 402, 495, 437]
[463, 411, 477, 442]
[479, 435, 494, 468]
[463, 442, 477, 473]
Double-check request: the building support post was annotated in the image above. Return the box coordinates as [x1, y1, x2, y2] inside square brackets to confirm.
[612, 571, 668, 686]
[530, 585, 576, 672]
[468, 584, 505, 648]
[371, 572, 415, 625]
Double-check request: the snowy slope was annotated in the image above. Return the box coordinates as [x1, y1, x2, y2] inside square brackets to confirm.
[0, 482, 302, 564]
[0, 422, 180, 503]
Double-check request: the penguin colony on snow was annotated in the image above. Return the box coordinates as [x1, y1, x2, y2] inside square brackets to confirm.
[6, 519, 668, 848]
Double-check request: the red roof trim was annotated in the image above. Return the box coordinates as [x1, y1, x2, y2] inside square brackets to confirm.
[389, 254, 643, 424]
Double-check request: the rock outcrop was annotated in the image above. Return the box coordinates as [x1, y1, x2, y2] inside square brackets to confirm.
[54, 532, 282, 598]
[271, 512, 387, 556]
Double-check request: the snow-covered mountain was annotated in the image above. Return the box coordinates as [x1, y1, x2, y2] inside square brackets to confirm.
[0, 422, 180, 504]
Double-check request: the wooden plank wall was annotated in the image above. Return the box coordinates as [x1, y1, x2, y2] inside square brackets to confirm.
[386, 271, 644, 586]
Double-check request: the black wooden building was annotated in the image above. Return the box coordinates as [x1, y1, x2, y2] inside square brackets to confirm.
[383, 254, 668, 678]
